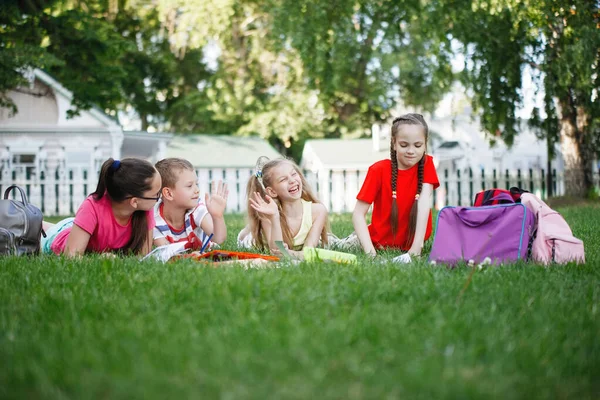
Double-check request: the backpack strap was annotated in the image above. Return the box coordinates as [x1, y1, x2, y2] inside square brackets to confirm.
[3, 185, 29, 205]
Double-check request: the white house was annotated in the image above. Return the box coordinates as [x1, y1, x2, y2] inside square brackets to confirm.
[301, 138, 389, 213]
[427, 111, 564, 174]
[0, 69, 171, 215]
[0, 69, 288, 215]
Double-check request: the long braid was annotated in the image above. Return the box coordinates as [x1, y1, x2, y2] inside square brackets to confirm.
[390, 138, 399, 236]
[405, 156, 425, 248]
[390, 113, 429, 250]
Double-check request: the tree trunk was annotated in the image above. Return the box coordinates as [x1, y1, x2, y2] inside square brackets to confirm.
[546, 142, 553, 197]
[141, 114, 149, 131]
[557, 99, 594, 198]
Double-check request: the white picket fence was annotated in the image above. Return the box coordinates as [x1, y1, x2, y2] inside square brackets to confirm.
[1, 165, 598, 216]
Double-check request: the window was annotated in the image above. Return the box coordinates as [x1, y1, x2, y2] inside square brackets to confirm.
[11, 153, 37, 179]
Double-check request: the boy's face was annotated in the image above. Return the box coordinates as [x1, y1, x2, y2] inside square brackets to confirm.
[165, 168, 200, 209]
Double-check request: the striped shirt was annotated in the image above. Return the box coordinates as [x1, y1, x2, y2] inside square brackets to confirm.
[153, 201, 210, 249]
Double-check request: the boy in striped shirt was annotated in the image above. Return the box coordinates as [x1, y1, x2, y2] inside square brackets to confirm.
[153, 158, 228, 249]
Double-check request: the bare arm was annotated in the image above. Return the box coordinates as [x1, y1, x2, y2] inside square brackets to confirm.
[63, 224, 91, 257]
[258, 217, 273, 245]
[352, 200, 376, 256]
[202, 180, 229, 244]
[303, 203, 328, 248]
[154, 237, 169, 247]
[210, 215, 227, 244]
[407, 183, 434, 256]
[200, 214, 227, 244]
[249, 192, 283, 252]
[266, 213, 283, 252]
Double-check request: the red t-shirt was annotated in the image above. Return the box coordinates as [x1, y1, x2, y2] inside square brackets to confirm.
[356, 155, 440, 250]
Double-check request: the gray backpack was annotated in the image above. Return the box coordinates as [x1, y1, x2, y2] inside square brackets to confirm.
[0, 185, 45, 255]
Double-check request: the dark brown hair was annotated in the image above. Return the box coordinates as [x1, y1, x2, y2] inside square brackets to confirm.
[92, 157, 157, 254]
[246, 157, 328, 250]
[155, 158, 194, 188]
[389, 113, 428, 247]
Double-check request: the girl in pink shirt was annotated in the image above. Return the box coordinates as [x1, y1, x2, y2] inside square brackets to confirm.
[41, 158, 162, 256]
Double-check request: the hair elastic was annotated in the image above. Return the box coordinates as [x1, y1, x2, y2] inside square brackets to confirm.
[415, 193, 420, 201]
[111, 160, 121, 172]
[254, 156, 270, 190]
[392, 191, 397, 199]
[255, 168, 265, 189]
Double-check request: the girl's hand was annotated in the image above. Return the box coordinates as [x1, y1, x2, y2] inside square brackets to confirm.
[270, 242, 303, 260]
[249, 192, 279, 219]
[270, 241, 289, 257]
[205, 180, 229, 218]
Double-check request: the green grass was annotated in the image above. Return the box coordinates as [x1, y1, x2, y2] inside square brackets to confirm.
[2, 206, 599, 399]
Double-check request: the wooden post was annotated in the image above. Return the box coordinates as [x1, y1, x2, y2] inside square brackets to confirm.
[469, 168, 473, 206]
[457, 169, 462, 206]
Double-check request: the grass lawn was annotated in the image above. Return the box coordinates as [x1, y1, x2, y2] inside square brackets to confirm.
[1, 205, 599, 399]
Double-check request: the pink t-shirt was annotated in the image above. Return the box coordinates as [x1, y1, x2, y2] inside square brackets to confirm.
[51, 195, 156, 254]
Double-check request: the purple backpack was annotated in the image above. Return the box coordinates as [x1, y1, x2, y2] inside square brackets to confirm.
[429, 196, 535, 265]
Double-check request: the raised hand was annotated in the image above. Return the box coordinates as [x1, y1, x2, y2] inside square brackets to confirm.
[205, 180, 229, 218]
[249, 191, 279, 219]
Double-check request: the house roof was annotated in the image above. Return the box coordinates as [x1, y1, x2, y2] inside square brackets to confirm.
[121, 131, 174, 160]
[33, 69, 120, 128]
[301, 138, 390, 170]
[166, 134, 282, 168]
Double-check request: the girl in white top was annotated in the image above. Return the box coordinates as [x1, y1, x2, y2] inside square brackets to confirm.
[238, 157, 329, 259]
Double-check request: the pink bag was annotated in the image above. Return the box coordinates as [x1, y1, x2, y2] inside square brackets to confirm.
[520, 193, 585, 265]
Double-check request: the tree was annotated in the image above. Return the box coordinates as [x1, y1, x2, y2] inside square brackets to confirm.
[154, 0, 327, 159]
[1, 0, 199, 130]
[0, 0, 62, 114]
[445, 0, 600, 197]
[264, 0, 455, 137]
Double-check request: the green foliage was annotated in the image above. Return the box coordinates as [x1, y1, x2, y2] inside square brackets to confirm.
[0, 0, 62, 113]
[445, 0, 600, 195]
[154, 0, 330, 157]
[266, 0, 455, 137]
[1, 207, 599, 398]
[42, 8, 134, 117]
[2, 0, 458, 153]
[2, 0, 598, 182]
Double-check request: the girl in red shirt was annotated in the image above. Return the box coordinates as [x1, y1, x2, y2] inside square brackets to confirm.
[353, 113, 440, 256]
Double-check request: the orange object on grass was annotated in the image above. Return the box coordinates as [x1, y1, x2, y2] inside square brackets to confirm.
[176, 250, 280, 262]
